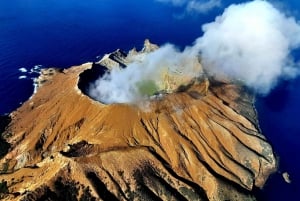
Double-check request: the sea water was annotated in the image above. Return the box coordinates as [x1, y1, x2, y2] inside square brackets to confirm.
[0, 0, 299, 200]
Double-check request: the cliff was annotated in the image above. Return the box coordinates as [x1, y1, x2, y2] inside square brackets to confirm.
[0, 40, 277, 201]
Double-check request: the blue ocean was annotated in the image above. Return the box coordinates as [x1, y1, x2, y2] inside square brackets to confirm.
[0, 0, 299, 200]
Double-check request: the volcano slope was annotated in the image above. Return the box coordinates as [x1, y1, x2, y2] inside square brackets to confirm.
[0, 40, 276, 201]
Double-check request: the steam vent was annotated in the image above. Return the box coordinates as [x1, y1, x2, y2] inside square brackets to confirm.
[0, 40, 277, 201]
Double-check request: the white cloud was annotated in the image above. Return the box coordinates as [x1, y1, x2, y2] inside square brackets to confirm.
[196, 0, 300, 94]
[187, 0, 221, 13]
[156, 0, 221, 14]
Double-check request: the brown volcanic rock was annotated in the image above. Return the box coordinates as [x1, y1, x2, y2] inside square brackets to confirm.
[0, 44, 276, 200]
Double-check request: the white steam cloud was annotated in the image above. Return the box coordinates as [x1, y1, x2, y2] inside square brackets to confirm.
[196, 0, 300, 94]
[156, 0, 221, 13]
[89, 0, 300, 104]
[89, 44, 199, 103]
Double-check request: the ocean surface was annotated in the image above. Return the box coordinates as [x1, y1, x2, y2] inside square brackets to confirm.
[0, 0, 299, 200]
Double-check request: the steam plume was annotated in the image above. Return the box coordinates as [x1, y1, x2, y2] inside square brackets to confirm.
[197, 0, 300, 94]
[89, 0, 300, 103]
[89, 44, 200, 104]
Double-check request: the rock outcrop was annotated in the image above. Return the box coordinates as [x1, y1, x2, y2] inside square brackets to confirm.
[0, 40, 277, 201]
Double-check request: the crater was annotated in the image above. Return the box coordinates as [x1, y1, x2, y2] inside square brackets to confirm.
[78, 61, 203, 106]
[77, 40, 204, 105]
[78, 62, 107, 98]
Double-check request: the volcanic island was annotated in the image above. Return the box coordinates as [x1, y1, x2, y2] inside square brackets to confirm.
[0, 40, 277, 201]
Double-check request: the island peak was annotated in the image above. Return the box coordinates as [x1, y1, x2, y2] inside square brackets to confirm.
[0, 41, 277, 201]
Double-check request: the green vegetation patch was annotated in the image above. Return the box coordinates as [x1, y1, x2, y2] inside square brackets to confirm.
[136, 80, 159, 96]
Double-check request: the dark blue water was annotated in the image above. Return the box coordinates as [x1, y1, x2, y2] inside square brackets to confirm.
[0, 0, 215, 114]
[0, 0, 299, 200]
[255, 78, 300, 201]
